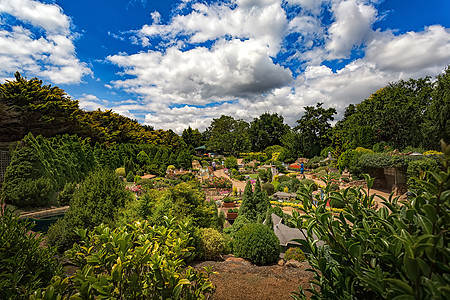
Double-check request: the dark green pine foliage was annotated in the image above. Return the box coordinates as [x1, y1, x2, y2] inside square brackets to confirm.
[2, 133, 95, 208]
[240, 180, 255, 221]
[253, 178, 271, 222]
[2, 134, 55, 207]
[177, 149, 192, 170]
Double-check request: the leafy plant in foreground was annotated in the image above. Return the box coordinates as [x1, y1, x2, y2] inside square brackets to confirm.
[291, 141, 450, 299]
[31, 218, 216, 299]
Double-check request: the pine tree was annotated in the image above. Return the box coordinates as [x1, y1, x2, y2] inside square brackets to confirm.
[240, 180, 255, 221]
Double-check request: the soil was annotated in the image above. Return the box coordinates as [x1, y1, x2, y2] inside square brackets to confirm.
[191, 257, 314, 300]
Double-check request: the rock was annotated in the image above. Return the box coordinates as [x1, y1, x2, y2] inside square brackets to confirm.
[225, 256, 250, 265]
[278, 259, 286, 266]
[285, 259, 303, 268]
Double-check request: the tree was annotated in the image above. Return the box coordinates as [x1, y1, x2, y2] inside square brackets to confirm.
[239, 181, 255, 221]
[334, 77, 433, 150]
[423, 66, 450, 149]
[182, 126, 203, 148]
[249, 113, 290, 151]
[47, 169, 133, 251]
[294, 103, 336, 158]
[177, 149, 193, 170]
[0, 72, 80, 142]
[205, 115, 250, 155]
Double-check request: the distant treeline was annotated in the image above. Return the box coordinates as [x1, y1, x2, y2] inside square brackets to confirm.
[0, 72, 182, 147]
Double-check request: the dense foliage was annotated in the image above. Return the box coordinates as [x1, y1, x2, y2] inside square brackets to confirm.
[32, 219, 215, 299]
[2, 133, 93, 207]
[204, 115, 250, 155]
[47, 169, 133, 251]
[248, 113, 290, 151]
[0, 72, 184, 146]
[0, 209, 62, 299]
[239, 179, 271, 222]
[291, 141, 450, 299]
[233, 223, 280, 265]
[200, 227, 226, 260]
[127, 182, 218, 229]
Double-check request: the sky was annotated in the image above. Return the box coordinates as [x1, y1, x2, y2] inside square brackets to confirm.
[0, 0, 449, 133]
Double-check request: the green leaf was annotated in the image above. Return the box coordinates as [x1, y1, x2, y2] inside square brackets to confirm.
[384, 278, 414, 295]
[404, 257, 420, 282]
[422, 204, 438, 223]
[416, 215, 433, 234]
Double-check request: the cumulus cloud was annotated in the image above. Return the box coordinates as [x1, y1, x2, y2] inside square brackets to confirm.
[366, 25, 450, 76]
[326, 0, 377, 59]
[0, 0, 90, 84]
[101, 0, 450, 133]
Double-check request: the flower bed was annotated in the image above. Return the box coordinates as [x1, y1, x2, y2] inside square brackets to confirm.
[202, 176, 233, 189]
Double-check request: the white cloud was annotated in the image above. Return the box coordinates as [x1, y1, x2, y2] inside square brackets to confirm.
[366, 25, 450, 76]
[108, 38, 292, 105]
[150, 11, 161, 24]
[102, 0, 450, 133]
[0, 0, 90, 84]
[326, 0, 377, 59]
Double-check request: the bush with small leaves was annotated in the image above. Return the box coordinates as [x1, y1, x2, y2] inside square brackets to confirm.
[233, 223, 280, 265]
[284, 247, 306, 262]
[200, 227, 226, 260]
[57, 182, 76, 206]
[115, 167, 126, 177]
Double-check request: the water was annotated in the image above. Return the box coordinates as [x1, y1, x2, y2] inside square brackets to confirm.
[27, 213, 65, 233]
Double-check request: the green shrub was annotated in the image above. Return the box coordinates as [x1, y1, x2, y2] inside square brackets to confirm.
[226, 214, 251, 238]
[33, 220, 216, 299]
[126, 171, 135, 182]
[115, 167, 126, 177]
[200, 228, 225, 260]
[47, 169, 133, 251]
[57, 182, 77, 206]
[284, 247, 306, 262]
[262, 182, 275, 195]
[225, 156, 238, 170]
[233, 223, 280, 265]
[0, 209, 62, 299]
[223, 196, 235, 203]
[406, 157, 438, 185]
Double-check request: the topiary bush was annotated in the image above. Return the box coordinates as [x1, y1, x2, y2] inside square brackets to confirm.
[284, 247, 306, 262]
[233, 223, 280, 265]
[115, 167, 126, 177]
[262, 182, 275, 195]
[126, 171, 135, 182]
[200, 228, 225, 260]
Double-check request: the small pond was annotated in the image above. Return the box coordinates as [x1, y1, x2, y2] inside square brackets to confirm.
[27, 213, 65, 233]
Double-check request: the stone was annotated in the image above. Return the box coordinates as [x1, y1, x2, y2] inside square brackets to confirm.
[278, 259, 286, 266]
[225, 256, 250, 265]
[285, 259, 303, 268]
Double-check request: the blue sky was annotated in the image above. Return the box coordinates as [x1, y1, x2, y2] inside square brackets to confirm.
[1, 0, 449, 133]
